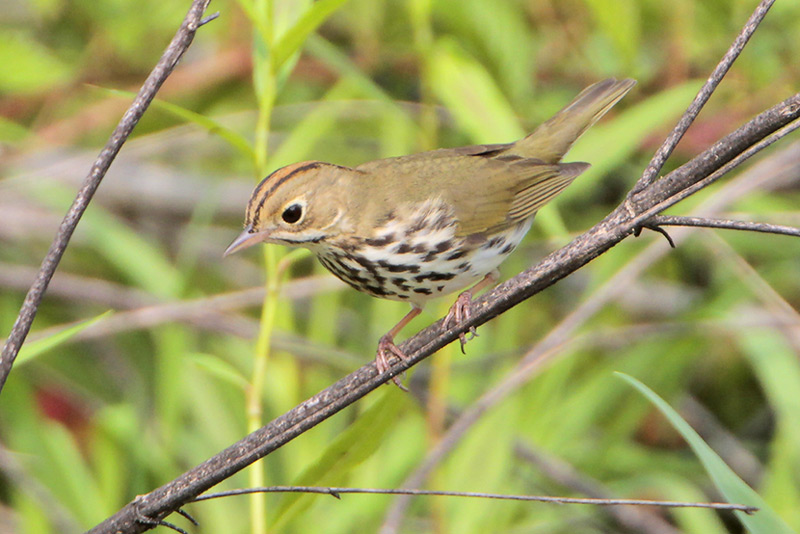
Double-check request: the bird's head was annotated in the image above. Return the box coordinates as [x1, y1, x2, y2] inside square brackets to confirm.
[224, 161, 352, 256]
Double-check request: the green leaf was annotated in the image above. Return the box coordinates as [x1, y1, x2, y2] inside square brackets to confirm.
[433, 0, 534, 105]
[39, 420, 107, 524]
[618, 373, 794, 534]
[738, 331, 800, 450]
[581, 0, 641, 66]
[86, 215, 182, 297]
[428, 38, 524, 144]
[738, 330, 800, 524]
[271, 390, 406, 529]
[0, 31, 74, 94]
[306, 35, 401, 103]
[94, 86, 255, 163]
[188, 352, 249, 390]
[234, 0, 272, 46]
[28, 183, 183, 298]
[268, 80, 357, 169]
[271, 0, 352, 71]
[17, 311, 113, 365]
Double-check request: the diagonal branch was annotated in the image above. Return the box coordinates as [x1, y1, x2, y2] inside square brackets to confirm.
[0, 0, 215, 395]
[631, 103, 800, 220]
[631, 0, 776, 193]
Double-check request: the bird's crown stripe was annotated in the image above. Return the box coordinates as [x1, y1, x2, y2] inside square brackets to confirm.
[248, 161, 322, 223]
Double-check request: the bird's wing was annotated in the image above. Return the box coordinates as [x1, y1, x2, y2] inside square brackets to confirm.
[447, 157, 589, 237]
[354, 147, 588, 237]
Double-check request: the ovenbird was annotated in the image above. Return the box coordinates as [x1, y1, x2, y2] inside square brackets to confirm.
[226, 78, 635, 384]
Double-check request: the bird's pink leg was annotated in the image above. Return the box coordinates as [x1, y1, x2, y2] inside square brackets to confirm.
[376, 306, 422, 388]
[443, 270, 499, 353]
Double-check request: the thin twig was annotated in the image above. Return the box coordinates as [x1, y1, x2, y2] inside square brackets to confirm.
[632, 114, 800, 223]
[0, 0, 214, 394]
[631, 0, 776, 193]
[189, 485, 757, 514]
[654, 215, 800, 238]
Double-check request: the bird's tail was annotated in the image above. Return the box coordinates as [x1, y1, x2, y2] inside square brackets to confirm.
[513, 78, 636, 163]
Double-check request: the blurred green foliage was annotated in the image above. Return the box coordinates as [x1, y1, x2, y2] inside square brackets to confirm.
[1, 0, 800, 533]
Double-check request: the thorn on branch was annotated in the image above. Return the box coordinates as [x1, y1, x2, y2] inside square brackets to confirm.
[133, 497, 190, 534]
[633, 223, 677, 248]
[200, 12, 220, 26]
[176, 508, 199, 526]
[136, 509, 189, 534]
[156, 521, 190, 534]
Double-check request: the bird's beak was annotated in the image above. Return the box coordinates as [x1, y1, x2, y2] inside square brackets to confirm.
[223, 226, 269, 257]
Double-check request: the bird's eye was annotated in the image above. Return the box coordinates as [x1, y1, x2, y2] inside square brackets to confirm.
[281, 203, 303, 224]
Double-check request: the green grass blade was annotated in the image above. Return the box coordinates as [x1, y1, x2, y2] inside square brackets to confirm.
[0, 31, 75, 94]
[188, 352, 249, 390]
[738, 331, 800, 524]
[271, 0, 351, 71]
[428, 38, 524, 144]
[271, 390, 406, 529]
[94, 86, 255, 163]
[581, 0, 641, 66]
[306, 35, 401, 103]
[233, 0, 272, 47]
[618, 372, 794, 534]
[30, 184, 184, 298]
[17, 311, 112, 365]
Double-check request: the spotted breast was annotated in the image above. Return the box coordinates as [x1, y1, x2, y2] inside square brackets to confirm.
[314, 198, 532, 308]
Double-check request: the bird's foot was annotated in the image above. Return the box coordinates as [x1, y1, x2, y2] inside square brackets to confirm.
[443, 290, 478, 353]
[376, 334, 409, 391]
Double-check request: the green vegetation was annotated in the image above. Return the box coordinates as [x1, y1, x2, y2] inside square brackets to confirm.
[1, 0, 799, 533]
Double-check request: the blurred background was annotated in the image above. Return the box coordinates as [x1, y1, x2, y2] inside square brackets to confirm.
[1, 0, 799, 532]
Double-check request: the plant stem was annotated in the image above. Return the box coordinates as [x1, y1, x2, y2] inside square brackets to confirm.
[248, 0, 277, 532]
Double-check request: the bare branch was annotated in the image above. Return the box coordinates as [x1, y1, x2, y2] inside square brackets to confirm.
[188, 485, 757, 514]
[0, 0, 214, 394]
[632, 113, 800, 221]
[654, 215, 800, 238]
[632, 0, 777, 193]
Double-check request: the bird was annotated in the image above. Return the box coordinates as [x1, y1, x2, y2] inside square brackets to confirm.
[225, 78, 636, 386]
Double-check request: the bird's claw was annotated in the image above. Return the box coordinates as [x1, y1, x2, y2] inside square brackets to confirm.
[376, 334, 409, 391]
[443, 291, 478, 353]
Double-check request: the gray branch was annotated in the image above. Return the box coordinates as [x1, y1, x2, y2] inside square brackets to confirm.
[0, 0, 215, 393]
[653, 215, 800, 238]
